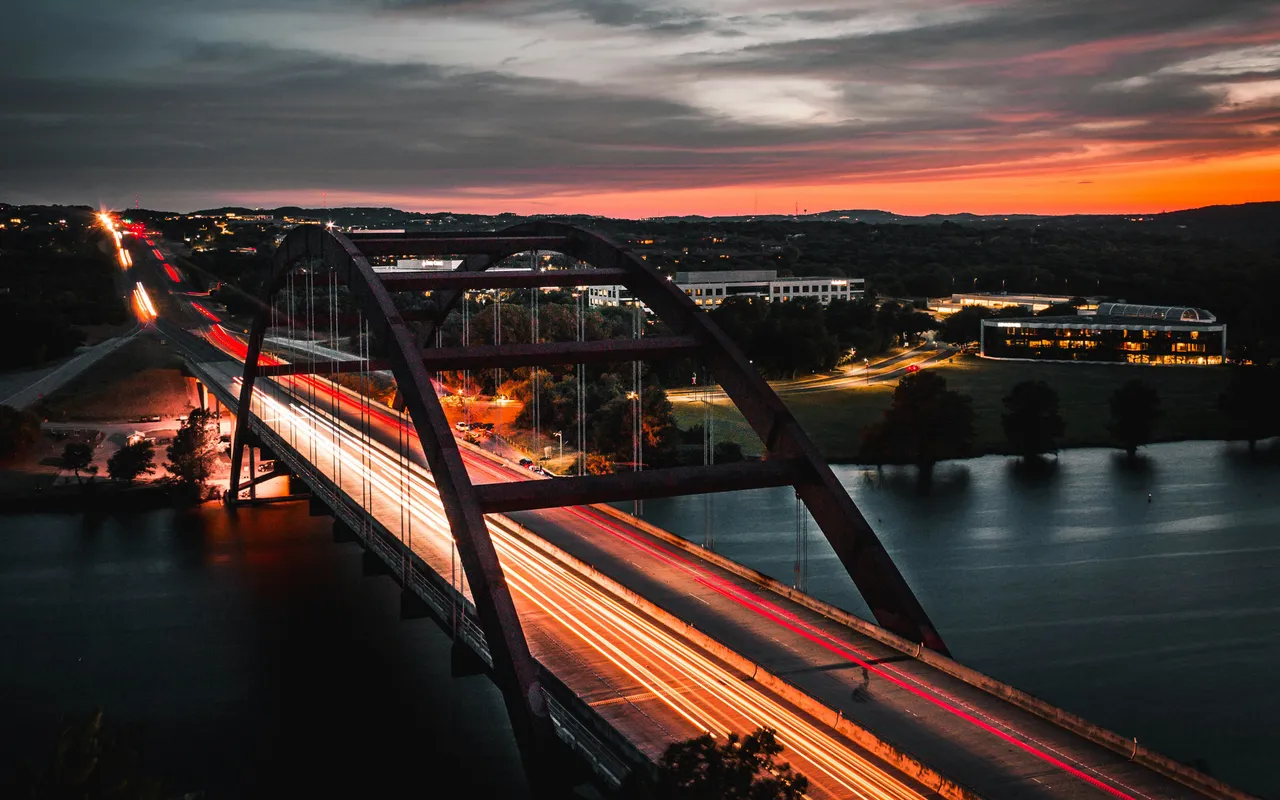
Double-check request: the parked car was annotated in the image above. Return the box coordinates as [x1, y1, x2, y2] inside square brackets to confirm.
[518, 458, 533, 468]
[454, 421, 469, 431]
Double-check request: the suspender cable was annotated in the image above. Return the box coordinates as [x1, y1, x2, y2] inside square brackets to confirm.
[462, 290, 471, 430]
[632, 301, 643, 516]
[704, 366, 714, 550]
[530, 254, 540, 464]
[576, 288, 586, 476]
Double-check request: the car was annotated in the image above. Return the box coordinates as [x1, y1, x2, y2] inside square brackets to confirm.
[454, 421, 469, 431]
[905, 364, 920, 374]
[479, 422, 495, 431]
[518, 458, 533, 468]
[143, 414, 161, 422]
[530, 466, 546, 475]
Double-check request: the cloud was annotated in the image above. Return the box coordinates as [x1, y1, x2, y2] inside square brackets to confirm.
[2, 0, 1279, 211]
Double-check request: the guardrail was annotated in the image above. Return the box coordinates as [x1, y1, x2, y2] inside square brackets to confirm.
[177, 346, 641, 790]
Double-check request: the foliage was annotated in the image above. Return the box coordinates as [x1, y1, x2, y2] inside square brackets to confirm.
[709, 296, 936, 380]
[14, 709, 165, 800]
[0, 404, 42, 460]
[657, 727, 808, 800]
[937, 306, 994, 345]
[1001, 380, 1065, 459]
[0, 210, 127, 369]
[107, 439, 157, 483]
[61, 441, 95, 483]
[1218, 366, 1280, 453]
[860, 371, 974, 484]
[1107, 380, 1163, 458]
[165, 408, 219, 485]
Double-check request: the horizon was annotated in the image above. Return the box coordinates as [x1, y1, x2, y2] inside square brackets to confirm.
[4, 2, 1279, 216]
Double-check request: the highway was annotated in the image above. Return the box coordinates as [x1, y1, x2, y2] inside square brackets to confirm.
[134, 233, 1226, 799]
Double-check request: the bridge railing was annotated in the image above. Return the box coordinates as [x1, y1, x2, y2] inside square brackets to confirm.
[178, 344, 641, 790]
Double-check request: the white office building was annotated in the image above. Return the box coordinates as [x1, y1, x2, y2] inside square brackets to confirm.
[588, 269, 864, 309]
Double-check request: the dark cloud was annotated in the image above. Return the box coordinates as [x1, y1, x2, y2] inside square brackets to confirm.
[2, 0, 1278, 209]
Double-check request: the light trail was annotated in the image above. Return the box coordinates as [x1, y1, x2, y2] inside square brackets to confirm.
[246, 386, 924, 800]
[163, 262, 182, 282]
[190, 304, 1148, 799]
[133, 282, 157, 322]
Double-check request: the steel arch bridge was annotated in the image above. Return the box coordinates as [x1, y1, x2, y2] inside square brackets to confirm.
[228, 221, 946, 778]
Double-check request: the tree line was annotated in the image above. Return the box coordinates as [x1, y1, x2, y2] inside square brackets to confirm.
[860, 365, 1280, 485]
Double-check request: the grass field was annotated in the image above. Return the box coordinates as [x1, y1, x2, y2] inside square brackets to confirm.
[36, 333, 197, 422]
[673, 355, 1233, 462]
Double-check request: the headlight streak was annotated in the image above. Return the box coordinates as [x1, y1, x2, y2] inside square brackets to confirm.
[204, 326, 1136, 799]
[251, 385, 923, 800]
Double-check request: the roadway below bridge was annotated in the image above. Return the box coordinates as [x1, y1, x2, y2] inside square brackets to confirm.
[139, 237, 1237, 799]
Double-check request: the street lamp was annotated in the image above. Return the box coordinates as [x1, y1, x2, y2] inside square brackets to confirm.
[864, 358, 870, 384]
[553, 431, 563, 461]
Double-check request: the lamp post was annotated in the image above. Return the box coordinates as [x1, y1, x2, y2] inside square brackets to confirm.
[864, 358, 870, 384]
[553, 431, 563, 461]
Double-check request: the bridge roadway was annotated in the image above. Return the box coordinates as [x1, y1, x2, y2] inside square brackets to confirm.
[137, 239, 1227, 799]
[177, 339, 1216, 800]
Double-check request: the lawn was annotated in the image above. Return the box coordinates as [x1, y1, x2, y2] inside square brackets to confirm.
[36, 333, 198, 422]
[673, 355, 1233, 463]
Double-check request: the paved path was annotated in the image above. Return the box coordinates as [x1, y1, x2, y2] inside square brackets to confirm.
[0, 328, 140, 409]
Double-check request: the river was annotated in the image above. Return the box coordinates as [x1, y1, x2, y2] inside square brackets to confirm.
[1, 439, 1274, 798]
[0, 504, 529, 798]
[636, 439, 1279, 798]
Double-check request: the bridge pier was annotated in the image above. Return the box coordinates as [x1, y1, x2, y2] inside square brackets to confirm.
[361, 548, 391, 577]
[333, 519, 357, 544]
[399, 589, 430, 620]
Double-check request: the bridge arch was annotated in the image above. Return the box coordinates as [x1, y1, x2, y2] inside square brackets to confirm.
[229, 224, 553, 777]
[231, 221, 948, 779]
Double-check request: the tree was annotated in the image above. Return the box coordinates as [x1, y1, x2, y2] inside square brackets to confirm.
[0, 404, 42, 460]
[107, 439, 157, 484]
[937, 306, 994, 345]
[1001, 380, 1065, 459]
[1218, 365, 1279, 454]
[861, 371, 974, 485]
[166, 408, 219, 486]
[61, 441, 95, 483]
[657, 727, 808, 800]
[1108, 380, 1162, 458]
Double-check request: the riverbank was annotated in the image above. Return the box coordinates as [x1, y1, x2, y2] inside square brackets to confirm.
[674, 354, 1235, 462]
[0, 479, 205, 513]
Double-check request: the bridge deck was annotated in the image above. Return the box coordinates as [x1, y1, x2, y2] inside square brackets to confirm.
[185, 347, 1224, 800]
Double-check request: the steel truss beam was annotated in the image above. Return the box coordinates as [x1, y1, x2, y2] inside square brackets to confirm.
[230, 226, 555, 788]
[378, 267, 628, 292]
[425, 221, 951, 656]
[255, 336, 697, 377]
[345, 233, 569, 258]
[473, 460, 797, 514]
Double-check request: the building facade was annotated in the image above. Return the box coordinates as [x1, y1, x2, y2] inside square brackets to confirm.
[589, 269, 864, 308]
[980, 303, 1225, 365]
[928, 292, 1075, 315]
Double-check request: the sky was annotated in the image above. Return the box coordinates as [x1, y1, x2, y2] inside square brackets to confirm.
[2, 0, 1279, 217]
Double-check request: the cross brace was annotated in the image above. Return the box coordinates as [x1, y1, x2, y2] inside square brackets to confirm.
[473, 459, 798, 513]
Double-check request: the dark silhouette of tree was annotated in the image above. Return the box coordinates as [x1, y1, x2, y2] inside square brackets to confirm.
[1218, 366, 1279, 454]
[15, 709, 166, 800]
[861, 371, 974, 485]
[60, 441, 94, 483]
[1001, 381, 1065, 459]
[937, 306, 994, 345]
[657, 727, 808, 800]
[107, 440, 156, 483]
[0, 404, 42, 460]
[166, 409, 219, 485]
[1108, 380, 1162, 458]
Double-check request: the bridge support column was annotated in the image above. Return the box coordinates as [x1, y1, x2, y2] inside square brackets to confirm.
[450, 640, 488, 678]
[400, 590, 430, 620]
[361, 548, 390, 577]
[196, 380, 209, 412]
[333, 519, 357, 543]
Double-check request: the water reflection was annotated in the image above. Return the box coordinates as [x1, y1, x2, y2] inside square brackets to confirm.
[639, 440, 1278, 797]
